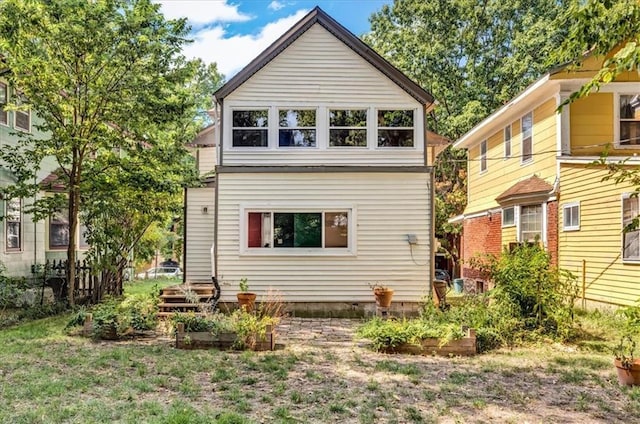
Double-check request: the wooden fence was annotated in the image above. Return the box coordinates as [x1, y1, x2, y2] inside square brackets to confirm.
[43, 259, 99, 303]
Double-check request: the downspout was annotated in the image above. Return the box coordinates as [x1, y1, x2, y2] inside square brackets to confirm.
[182, 187, 187, 284]
[212, 97, 222, 304]
[424, 104, 436, 295]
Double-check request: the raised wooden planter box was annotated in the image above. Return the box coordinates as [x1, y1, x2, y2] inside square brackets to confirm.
[382, 328, 477, 356]
[175, 322, 275, 351]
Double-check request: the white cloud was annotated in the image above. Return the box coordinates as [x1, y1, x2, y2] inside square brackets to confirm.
[183, 9, 310, 77]
[268, 1, 285, 11]
[156, 0, 251, 25]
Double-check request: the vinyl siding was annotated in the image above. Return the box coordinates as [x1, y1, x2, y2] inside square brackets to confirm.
[558, 163, 640, 306]
[215, 172, 432, 302]
[502, 225, 517, 248]
[223, 24, 425, 166]
[185, 187, 216, 282]
[197, 146, 216, 176]
[465, 98, 558, 214]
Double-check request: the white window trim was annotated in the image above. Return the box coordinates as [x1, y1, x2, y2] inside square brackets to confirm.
[516, 203, 547, 245]
[479, 140, 487, 173]
[501, 206, 517, 228]
[613, 92, 640, 149]
[374, 108, 418, 150]
[5, 198, 23, 252]
[326, 108, 369, 149]
[239, 203, 357, 256]
[562, 201, 580, 231]
[229, 107, 271, 150]
[521, 111, 534, 165]
[277, 108, 319, 149]
[621, 193, 640, 263]
[504, 124, 512, 159]
[0, 82, 8, 127]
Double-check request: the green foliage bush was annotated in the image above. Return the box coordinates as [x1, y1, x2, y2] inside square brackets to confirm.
[170, 308, 280, 349]
[65, 292, 160, 340]
[356, 316, 464, 351]
[358, 243, 579, 353]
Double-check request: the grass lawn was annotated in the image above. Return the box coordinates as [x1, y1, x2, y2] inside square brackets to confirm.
[1, 289, 639, 423]
[123, 278, 180, 297]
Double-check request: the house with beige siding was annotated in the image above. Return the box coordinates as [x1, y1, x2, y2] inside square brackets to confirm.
[183, 7, 440, 311]
[453, 51, 640, 307]
[1, 69, 89, 281]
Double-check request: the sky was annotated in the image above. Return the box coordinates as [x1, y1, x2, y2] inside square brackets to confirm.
[155, 0, 391, 78]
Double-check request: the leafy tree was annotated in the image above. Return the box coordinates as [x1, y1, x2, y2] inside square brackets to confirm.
[365, 0, 569, 273]
[0, 0, 219, 303]
[555, 0, 640, 104]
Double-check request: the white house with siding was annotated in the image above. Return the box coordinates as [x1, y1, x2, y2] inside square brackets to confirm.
[183, 7, 440, 311]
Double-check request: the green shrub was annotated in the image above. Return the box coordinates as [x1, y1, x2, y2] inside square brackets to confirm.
[356, 317, 465, 351]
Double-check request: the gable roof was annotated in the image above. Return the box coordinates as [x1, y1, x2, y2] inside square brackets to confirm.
[213, 7, 434, 107]
[495, 175, 554, 204]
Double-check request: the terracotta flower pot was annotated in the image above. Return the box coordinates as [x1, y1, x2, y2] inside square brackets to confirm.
[237, 292, 257, 312]
[614, 358, 640, 386]
[373, 288, 394, 308]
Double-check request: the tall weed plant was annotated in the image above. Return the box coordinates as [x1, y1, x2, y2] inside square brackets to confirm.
[470, 242, 579, 343]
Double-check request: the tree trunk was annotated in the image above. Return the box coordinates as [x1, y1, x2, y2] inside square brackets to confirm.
[66, 161, 81, 305]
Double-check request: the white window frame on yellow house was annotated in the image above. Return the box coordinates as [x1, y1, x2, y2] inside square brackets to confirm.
[516, 203, 546, 244]
[504, 125, 512, 159]
[521, 111, 533, 164]
[502, 206, 517, 228]
[621, 193, 640, 262]
[562, 202, 580, 232]
[614, 92, 640, 148]
[479, 140, 487, 173]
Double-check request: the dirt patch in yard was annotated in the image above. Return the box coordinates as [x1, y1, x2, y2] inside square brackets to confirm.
[1, 317, 638, 423]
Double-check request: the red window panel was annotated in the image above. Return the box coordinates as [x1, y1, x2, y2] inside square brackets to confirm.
[248, 212, 263, 248]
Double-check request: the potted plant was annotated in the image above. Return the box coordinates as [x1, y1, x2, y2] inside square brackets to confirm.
[237, 278, 257, 312]
[613, 335, 640, 386]
[371, 282, 394, 308]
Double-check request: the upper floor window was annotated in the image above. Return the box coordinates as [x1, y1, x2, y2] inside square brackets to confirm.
[562, 202, 580, 231]
[479, 140, 487, 173]
[329, 109, 367, 147]
[232, 110, 268, 147]
[247, 210, 350, 250]
[504, 125, 511, 158]
[521, 112, 533, 163]
[622, 195, 640, 261]
[0, 83, 7, 126]
[14, 91, 30, 132]
[5, 198, 22, 251]
[377, 110, 414, 147]
[278, 109, 316, 147]
[619, 94, 640, 146]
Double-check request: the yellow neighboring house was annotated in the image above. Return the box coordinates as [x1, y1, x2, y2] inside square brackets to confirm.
[453, 52, 640, 307]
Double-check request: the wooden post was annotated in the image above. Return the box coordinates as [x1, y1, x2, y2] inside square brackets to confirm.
[582, 259, 586, 309]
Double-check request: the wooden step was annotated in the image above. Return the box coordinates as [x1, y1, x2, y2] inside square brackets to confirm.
[161, 286, 215, 296]
[160, 294, 213, 300]
[157, 311, 209, 318]
[158, 302, 210, 309]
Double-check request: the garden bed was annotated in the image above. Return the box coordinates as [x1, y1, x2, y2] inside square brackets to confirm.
[381, 328, 477, 356]
[175, 322, 276, 351]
